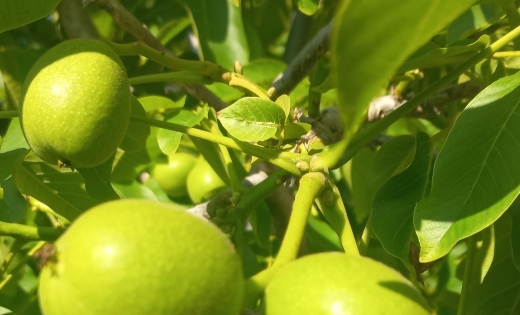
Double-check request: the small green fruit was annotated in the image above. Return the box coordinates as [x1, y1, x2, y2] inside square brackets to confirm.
[152, 152, 197, 198]
[187, 158, 227, 204]
[265, 253, 431, 315]
[20, 39, 131, 169]
[38, 199, 244, 315]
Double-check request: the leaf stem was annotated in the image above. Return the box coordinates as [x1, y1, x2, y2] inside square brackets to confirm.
[243, 172, 326, 305]
[457, 235, 477, 315]
[358, 217, 372, 256]
[128, 71, 213, 85]
[0, 222, 63, 241]
[104, 41, 229, 82]
[322, 23, 520, 170]
[130, 116, 308, 175]
[0, 111, 19, 119]
[226, 73, 270, 99]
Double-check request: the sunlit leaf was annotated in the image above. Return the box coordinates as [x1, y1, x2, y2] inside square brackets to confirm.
[333, 0, 478, 145]
[446, 3, 503, 44]
[157, 105, 207, 156]
[138, 95, 184, 113]
[416, 71, 520, 262]
[243, 59, 286, 89]
[218, 97, 285, 142]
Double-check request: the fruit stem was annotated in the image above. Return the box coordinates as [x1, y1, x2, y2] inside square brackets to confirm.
[130, 116, 309, 175]
[0, 222, 63, 241]
[358, 217, 372, 256]
[319, 23, 520, 171]
[105, 40, 229, 82]
[315, 182, 359, 256]
[128, 71, 213, 85]
[243, 172, 327, 306]
[0, 111, 18, 119]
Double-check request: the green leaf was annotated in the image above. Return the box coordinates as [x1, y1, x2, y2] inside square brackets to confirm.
[119, 96, 151, 152]
[0, 0, 61, 33]
[138, 95, 184, 113]
[157, 105, 207, 156]
[466, 215, 520, 314]
[112, 180, 160, 200]
[0, 177, 27, 223]
[77, 155, 119, 203]
[12, 154, 98, 222]
[446, 3, 503, 44]
[248, 202, 272, 250]
[297, 0, 319, 15]
[284, 122, 311, 140]
[0, 119, 29, 182]
[372, 133, 431, 265]
[351, 135, 416, 223]
[181, 0, 249, 68]
[274, 94, 291, 119]
[112, 148, 151, 183]
[399, 35, 490, 72]
[509, 198, 520, 271]
[333, 0, 478, 144]
[415, 71, 520, 262]
[242, 59, 286, 89]
[0, 48, 41, 108]
[218, 97, 286, 142]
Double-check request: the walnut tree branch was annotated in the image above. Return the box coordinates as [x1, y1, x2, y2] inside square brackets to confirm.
[57, 0, 99, 39]
[88, 0, 228, 110]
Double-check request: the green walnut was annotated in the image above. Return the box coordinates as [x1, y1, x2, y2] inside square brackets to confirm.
[152, 152, 197, 198]
[187, 158, 227, 204]
[20, 39, 131, 169]
[38, 199, 244, 315]
[264, 252, 431, 315]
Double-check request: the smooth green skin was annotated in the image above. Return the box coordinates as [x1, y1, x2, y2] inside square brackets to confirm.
[20, 39, 131, 168]
[152, 152, 197, 198]
[38, 199, 244, 315]
[186, 158, 226, 204]
[264, 253, 431, 315]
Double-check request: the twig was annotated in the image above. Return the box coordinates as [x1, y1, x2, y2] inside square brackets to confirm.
[271, 21, 333, 99]
[0, 222, 63, 241]
[89, 0, 229, 110]
[57, 0, 99, 39]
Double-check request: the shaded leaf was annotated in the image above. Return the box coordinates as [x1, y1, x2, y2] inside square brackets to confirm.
[0, 177, 27, 223]
[399, 35, 490, 72]
[372, 133, 431, 266]
[242, 59, 286, 89]
[13, 154, 97, 222]
[157, 105, 207, 156]
[0, 0, 61, 33]
[248, 202, 272, 250]
[466, 215, 520, 314]
[509, 198, 520, 271]
[352, 135, 416, 223]
[119, 96, 150, 152]
[112, 148, 151, 183]
[77, 154, 119, 203]
[447, 3, 503, 44]
[181, 0, 249, 68]
[333, 0, 478, 144]
[415, 71, 520, 262]
[0, 119, 29, 182]
[0, 49, 41, 108]
[218, 97, 286, 142]
[284, 122, 311, 140]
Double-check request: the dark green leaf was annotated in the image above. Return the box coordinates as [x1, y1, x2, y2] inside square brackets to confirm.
[77, 155, 119, 203]
[509, 198, 520, 271]
[372, 133, 431, 265]
[218, 97, 286, 142]
[415, 71, 520, 262]
[466, 215, 520, 314]
[119, 96, 150, 152]
[0, 119, 29, 182]
[446, 3, 503, 44]
[12, 154, 97, 222]
[181, 0, 249, 68]
[0, 0, 61, 33]
[0, 177, 27, 223]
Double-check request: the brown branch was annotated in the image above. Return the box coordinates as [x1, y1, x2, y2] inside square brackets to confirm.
[89, 0, 228, 110]
[271, 21, 333, 99]
[57, 0, 99, 39]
